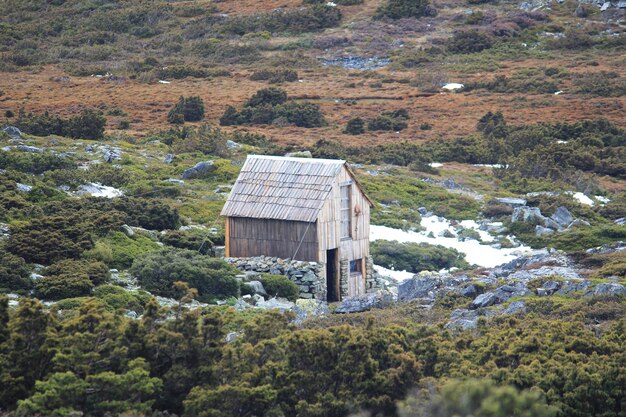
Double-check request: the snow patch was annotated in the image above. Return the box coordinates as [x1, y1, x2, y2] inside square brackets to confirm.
[595, 195, 610, 204]
[429, 162, 444, 168]
[442, 83, 464, 90]
[566, 191, 594, 206]
[370, 216, 533, 269]
[76, 183, 124, 198]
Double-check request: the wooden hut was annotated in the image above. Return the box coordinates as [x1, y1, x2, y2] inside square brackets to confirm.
[221, 155, 374, 301]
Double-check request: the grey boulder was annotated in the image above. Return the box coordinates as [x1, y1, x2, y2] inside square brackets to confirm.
[550, 206, 574, 227]
[471, 292, 497, 309]
[246, 280, 268, 297]
[591, 283, 626, 297]
[163, 153, 175, 164]
[334, 290, 393, 313]
[3, 126, 22, 139]
[512, 206, 545, 223]
[181, 160, 216, 179]
[398, 276, 440, 301]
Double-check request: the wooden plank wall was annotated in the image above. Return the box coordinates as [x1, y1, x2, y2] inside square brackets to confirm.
[317, 166, 370, 264]
[228, 217, 319, 262]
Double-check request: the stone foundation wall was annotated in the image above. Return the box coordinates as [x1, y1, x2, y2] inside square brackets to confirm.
[339, 259, 349, 298]
[365, 255, 377, 292]
[225, 256, 326, 300]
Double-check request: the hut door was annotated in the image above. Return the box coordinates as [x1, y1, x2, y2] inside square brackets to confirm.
[326, 249, 339, 302]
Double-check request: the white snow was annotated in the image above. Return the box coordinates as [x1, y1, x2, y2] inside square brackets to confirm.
[442, 83, 464, 90]
[472, 164, 506, 168]
[373, 265, 414, 282]
[554, 91, 564, 95]
[76, 183, 124, 198]
[370, 216, 533, 272]
[429, 162, 444, 168]
[596, 195, 610, 204]
[158, 80, 171, 84]
[566, 191, 594, 206]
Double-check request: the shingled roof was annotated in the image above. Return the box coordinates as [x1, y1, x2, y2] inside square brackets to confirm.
[221, 155, 349, 222]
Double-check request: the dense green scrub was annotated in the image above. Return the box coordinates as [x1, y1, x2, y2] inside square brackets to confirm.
[0, 295, 624, 417]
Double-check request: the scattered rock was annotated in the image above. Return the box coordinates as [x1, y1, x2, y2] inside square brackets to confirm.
[461, 284, 481, 298]
[181, 160, 216, 179]
[101, 146, 122, 163]
[495, 197, 527, 207]
[246, 280, 268, 297]
[16, 183, 32, 193]
[446, 309, 480, 329]
[225, 332, 240, 343]
[120, 224, 134, 237]
[321, 56, 390, 70]
[535, 225, 555, 236]
[163, 154, 175, 164]
[398, 275, 440, 301]
[16, 145, 43, 153]
[567, 219, 591, 229]
[591, 283, 626, 297]
[226, 140, 241, 150]
[502, 300, 527, 315]
[471, 292, 497, 309]
[294, 299, 330, 323]
[512, 206, 545, 223]
[2, 126, 22, 139]
[166, 178, 185, 185]
[555, 280, 591, 295]
[550, 206, 574, 227]
[256, 297, 295, 311]
[334, 290, 393, 313]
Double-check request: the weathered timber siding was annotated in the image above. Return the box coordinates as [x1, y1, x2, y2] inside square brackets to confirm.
[317, 166, 370, 262]
[227, 217, 318, 262]
[317, 166, 371, 297]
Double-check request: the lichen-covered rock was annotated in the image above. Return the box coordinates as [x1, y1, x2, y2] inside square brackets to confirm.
[181, 160, 216, 179]
[334, 290, 393, 314]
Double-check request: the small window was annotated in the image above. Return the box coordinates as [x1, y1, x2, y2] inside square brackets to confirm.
[350, 259, 362, 273]
[340, 184, 351, 239]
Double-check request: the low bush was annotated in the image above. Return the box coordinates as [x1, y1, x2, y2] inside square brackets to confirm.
[131, 248, 239, 301]
[44, 259, 110, 286]
[160, 229, 214, 255]
[0, 248, 31, 293]
[259, 274, 301, 301]
[168, 96, 205, 124]
[249, 69, 298, 84]
[14, 109, 105, 140]
[93, 285, 151, 313]
[98, 232, 161, 269]
[344, 117, 365, 135]
[368, 109, 410, 132]
[375, 0, 436, 19]
[447, 31, 493, 54]
[35, 273, 94, 300]
[220, 88, 326, 128]
[371, 240, 469, 272]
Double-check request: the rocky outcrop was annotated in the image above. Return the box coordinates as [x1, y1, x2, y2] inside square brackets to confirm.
[181, 160, 215, 179]
[2, 126, 22, 139]
[334, 290, 394, 313]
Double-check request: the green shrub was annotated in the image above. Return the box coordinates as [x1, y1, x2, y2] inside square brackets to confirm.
[160, 229, 214, 255]
[249, 69, 298, 84]
[245, 88, 288, 108]
[131, 248, 239, 301]
[375, 0, 436, 19]
[93, 285, 151, 313]
[368, 110, 409, 132]
[168, 96, 205, 124]
[259, 274, 301, 301]
[99, 232, 161, 270]
[44, 259, 110, 286]
[447, 31, 493, 54]
[35, 273, 94, 300]
[344, 117, 365, 135]
[371, 240, 470, 272]
[14, 109, 105, 140]
[0, 248, 31, 293]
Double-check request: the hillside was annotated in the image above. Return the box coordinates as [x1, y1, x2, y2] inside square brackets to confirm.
[1, 0, 626, 416]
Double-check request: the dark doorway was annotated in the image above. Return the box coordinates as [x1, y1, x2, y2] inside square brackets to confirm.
[326, 249, 339, 302]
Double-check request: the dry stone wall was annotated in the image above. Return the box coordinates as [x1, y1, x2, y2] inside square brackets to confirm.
[225, 256, 326, 300]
